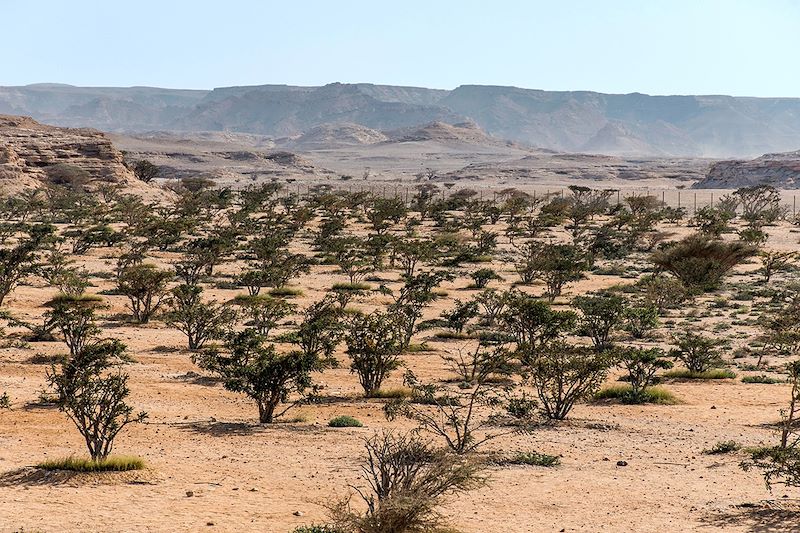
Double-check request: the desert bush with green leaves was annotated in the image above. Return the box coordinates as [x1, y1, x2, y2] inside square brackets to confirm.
[2, 179, 798, 531]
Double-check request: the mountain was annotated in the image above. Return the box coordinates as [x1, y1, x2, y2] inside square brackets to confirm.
[0, 115, 167, 199]
[0, 84, 205, 130]
[3, 82, 800, 157]
[170, 83, 461, 136]
[693, 150, 800, 189]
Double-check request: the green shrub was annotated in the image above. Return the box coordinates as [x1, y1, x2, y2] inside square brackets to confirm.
[594, 384, 678, 405]
[38, 455, 145, 472]
[328, 415, 363, 428]
[331, 282, 371, 291]
[704, 440, 740, 454]
[507, 452, 561, 467]
[0, 391, 10, 409]
[664, 368, 736, 380]
[116, 263, 172, 323]
[522, 342, 612, 420]
[622, 305, 660, 339]
[614, 346, 673, 401]
[269, 287, 304, 298]
[668, 331, 724, 373]
[742, 374, 784, 384]
[345, 312, 404, 397]
[573, 293, 625, 352]
[292, 525, 346, 533]
[470, 268, 502, 289]
[650, 234, 757, 293]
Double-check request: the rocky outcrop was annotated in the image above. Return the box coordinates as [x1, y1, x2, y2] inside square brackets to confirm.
[390, 121, 507, 145]
[0, 115, 166, 198]
[112, 133, 338, 187]
[693, 151, 800, 189]
[280, 123, 388, 149]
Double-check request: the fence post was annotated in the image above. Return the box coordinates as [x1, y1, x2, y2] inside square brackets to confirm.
[711, 193, 714, 208]
[693, 193, 697, 215]
[678, 191, 681, 209]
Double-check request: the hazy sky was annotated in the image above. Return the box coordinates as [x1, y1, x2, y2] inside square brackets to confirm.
[4, 0, 800, 96]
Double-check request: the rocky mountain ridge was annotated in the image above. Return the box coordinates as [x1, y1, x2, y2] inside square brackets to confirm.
[3, 82, 800, 157]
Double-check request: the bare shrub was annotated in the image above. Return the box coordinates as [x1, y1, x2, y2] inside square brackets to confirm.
[329, 431, 485, 533]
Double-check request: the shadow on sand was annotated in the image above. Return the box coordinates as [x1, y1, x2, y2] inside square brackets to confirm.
[174, 419, 326, 437]
[0, 467, 156, 487]
[699, 501, 800, 533]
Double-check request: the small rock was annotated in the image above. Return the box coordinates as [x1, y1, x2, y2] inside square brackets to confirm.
[186, 491, 194, 497]
[711, 405, 716, 409]
[206, 522, 214, 526]
[293, 511, 304, 517]
[616, 460, 628, 467]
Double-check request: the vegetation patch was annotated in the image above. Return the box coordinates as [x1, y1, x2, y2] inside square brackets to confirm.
[594, 384, 678, 405]
[268, 287, 304, 297]
[703, 440, 741, 455]
[664, 368, 736, 380]
[370, 387, 413, 399]
[37, 455, 145, 472]
[741, 374, 784, 384]
[503, 451, 561, 467]
[331, 282, 371, 291]
[328, 415, 363, 428]
[292, 526, 346, 533]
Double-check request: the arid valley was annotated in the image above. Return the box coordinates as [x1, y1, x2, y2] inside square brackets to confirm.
[4, 2, 800, 532]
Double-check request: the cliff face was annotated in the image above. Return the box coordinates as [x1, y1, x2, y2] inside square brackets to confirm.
[693, 151, 800, 189]
[0, 114, 165, 198]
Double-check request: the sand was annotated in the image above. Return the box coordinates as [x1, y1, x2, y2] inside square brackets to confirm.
[0, 212, 797, 533]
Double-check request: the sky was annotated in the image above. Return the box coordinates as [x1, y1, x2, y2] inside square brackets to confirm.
[3, 0, 800, 96]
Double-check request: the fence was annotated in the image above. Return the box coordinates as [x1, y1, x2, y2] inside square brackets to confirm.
[275, 181, 800, 218]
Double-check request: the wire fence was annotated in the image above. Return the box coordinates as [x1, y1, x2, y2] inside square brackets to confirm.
[277, 181, 800, 218]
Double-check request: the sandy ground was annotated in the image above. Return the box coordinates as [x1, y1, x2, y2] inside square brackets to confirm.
[0, 215, 798, 533]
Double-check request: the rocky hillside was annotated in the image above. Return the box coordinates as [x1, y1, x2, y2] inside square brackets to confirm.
[280, 123, 388, 149]
[0, 115, 165, 198]
[693, 151, 800, 189]
[4, 82, 800, 157]
[113, 132, 338, 187]
[388, 121, 513, 146]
